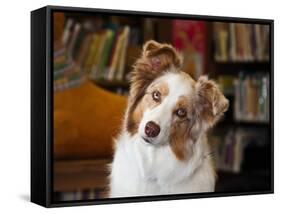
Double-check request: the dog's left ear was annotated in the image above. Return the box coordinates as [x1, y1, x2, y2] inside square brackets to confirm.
[142, 40, 182, 71]
[195, 76, 229, 129]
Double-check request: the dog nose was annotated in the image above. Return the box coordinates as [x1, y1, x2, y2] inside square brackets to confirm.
[145, 121, 160, 138]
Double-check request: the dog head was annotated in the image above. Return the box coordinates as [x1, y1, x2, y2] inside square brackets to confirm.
[125, 40, 229, 161]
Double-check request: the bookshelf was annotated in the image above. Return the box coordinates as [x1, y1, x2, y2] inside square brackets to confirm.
[208, 21, 270, 123]
[207, 22, 270, 192]
[54, 13, 178, 93]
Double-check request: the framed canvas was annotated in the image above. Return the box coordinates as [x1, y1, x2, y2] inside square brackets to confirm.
[31, 5, 274, 207]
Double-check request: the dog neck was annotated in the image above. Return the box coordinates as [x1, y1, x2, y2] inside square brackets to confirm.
[118, 131, 212, 186]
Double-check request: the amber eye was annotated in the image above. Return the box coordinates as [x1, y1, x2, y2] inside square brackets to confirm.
[152, 90, 161, 102]
[176, 108, 187, 118]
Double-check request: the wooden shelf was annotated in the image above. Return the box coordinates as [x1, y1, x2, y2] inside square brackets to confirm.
[91, 79, 130, 89]
[215, 60, 270, 64]
[214, 61, 270, 73]
[54, 159, 111, 192]
[218, 119, 270, 128]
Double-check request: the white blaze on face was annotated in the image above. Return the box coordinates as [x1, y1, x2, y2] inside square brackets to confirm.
[138, 71, 195, 145]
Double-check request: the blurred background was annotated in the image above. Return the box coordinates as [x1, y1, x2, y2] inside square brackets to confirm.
[52, 11, 271, 202]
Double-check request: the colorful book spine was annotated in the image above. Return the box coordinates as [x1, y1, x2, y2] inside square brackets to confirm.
[234, 72, 269, 122]
[116, 26, 130, 81]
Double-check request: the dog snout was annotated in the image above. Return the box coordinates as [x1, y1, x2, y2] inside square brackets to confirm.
[145, 121, 160, 138]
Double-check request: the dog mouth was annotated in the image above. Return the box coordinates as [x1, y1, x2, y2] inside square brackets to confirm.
[142, 136, 153, 144]
[141, 136, 166, 147]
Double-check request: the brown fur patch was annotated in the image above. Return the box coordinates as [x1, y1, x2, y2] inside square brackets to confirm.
[147, 81, 169, 96]
[168, 96, 195, 161]
[129, 81, 169, 135]
[169, 122, 191, 161]
[130, 94, 156, 135]
[126, 40, 181, 135]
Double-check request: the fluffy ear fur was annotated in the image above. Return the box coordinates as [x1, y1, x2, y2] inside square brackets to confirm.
[125, 40, 182, 134]
[142, 40, 182, 70]
[194, 76, 229, 130]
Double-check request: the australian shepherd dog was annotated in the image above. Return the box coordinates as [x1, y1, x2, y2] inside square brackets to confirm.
[109, 40, 229, 197]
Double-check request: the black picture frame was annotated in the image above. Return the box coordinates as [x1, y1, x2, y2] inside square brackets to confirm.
[31, 5, 274, 208]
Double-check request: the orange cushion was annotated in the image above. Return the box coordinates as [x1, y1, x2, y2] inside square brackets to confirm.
[54, 81, 127, 160]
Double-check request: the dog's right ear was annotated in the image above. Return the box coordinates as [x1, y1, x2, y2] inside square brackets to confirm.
[129, 40, 182, 106]
[142, 40, 182, 71]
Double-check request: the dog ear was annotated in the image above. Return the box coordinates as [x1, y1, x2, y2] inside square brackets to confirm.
[142, 40, 182, 71]
[195, 76, 229, 129]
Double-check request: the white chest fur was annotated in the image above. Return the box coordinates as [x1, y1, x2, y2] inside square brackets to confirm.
[109, 132, 216, 198]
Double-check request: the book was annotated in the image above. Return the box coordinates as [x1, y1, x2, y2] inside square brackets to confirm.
[229, 23, 236, 61]
[67, 23, 81, 59]
[72, 26, 88, 60]
[116, 26, 130, 81]
[98, 29, 115, 79]
[83, 34, 99, 73]
[91, 30, 108, 78]
[234, 72, 269, 122]
[62, 18, 74, 46]
[107, 28, 126, 81]
[172, 20, 206, 78]
[213, 22, 229, 62]
[217, 75, 235, 95]
[76, 33, 93, 67]
[106, 29, 122, 78]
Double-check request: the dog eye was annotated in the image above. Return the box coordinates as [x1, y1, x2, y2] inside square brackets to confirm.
[152, 90, 161, 102]
[176, 108, 187, 118]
